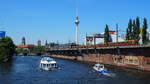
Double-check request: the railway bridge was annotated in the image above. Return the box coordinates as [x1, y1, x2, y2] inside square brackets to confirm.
[46, 45, 150, 71]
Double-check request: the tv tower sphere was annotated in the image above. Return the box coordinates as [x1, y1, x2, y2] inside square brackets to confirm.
[75, 16, 79, 25]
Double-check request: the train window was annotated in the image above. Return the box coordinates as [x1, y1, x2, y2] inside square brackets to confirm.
[133, 60, 139, 64]
[114, 58, 117, 61]
[147, 60, 150, 64]
[125, 59, 128, 62]
[129, 59, 133, 63]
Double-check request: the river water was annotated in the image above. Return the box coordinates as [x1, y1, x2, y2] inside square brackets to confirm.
[0, 56, 150, 84]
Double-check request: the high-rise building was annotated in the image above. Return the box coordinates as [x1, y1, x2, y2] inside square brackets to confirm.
[37, 40, 41, 46]
[45, 40, 48, 46]
[22, 37, 26, 45]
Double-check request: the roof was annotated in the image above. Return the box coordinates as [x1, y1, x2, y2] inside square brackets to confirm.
[16, 45, 35, 48]
[109, 30, 116, 34]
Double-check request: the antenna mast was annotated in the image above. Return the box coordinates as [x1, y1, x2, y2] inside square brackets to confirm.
[116, 23, 119, 43]
[75, 0, 80, 45]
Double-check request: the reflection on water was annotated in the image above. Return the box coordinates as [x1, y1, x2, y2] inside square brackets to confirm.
[0, 56, 150, 84]
[0, 59, 13, 84]
[0, 59, 12, 73]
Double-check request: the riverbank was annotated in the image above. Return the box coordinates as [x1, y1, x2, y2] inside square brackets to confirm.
[49, 54, 150, 72]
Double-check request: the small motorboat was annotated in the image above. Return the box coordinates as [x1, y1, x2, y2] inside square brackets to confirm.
[39, 56, 57, 71]
[93, 63, 109, 75]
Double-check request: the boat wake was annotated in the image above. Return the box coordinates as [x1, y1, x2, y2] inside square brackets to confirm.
[92, 64, 116, 77]
[91, 70, 116, 77]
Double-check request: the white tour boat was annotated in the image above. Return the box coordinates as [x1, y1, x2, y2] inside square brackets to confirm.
[40, 57, 57, 70]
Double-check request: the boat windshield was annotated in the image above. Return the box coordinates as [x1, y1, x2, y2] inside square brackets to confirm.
[95, 64, 104, 68]
[99, 65, 104, 68]
[41, 57, 53, 61]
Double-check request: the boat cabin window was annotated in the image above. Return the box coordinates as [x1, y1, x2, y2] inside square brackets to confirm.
[51, 64, 56, 67]
[98, 66, 103, 68]
[99, 66, 104, 68]
[42, 64, 46, 67]
[96, 65, 104, 68]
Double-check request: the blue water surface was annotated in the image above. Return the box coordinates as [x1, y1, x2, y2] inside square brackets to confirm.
[0, 56, 150, 84]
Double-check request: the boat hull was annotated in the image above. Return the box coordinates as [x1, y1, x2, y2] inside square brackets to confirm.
[93, 64, 109, 75]
[96, 69, 109, 75]
[40, 67, 56, 71]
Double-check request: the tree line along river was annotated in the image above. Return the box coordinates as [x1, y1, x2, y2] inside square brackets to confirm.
[0, 56, 150, 84]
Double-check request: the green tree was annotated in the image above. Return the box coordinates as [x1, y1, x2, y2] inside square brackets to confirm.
[126, 28, 130, 40]
[126, 19, 133, 40]
[132, 20, 136, 40]
[136, 17, 140, 28]
[142, 18, 149, 44]
[104, 24, 112, 43]
[16, 48, 29, 54]
[33, 46, 44, 55]
[16, 48, 24, 53]
[133, 18, 140, 43]
[136, 17, 141, 43]
[0, 37, 15, 62]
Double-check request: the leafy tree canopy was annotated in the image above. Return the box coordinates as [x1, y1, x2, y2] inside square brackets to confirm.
[0, 37, 15, 62]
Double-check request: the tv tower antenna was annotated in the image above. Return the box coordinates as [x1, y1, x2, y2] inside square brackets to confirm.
[75, 0, 79, 44]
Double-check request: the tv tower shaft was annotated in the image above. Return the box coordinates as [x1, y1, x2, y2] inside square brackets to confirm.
[75, 16, 79, 44]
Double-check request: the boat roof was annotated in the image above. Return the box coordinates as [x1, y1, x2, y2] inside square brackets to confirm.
[42, 57, 53, 60]
[42, 56, 51, 59]
[40, 60, 56, 64]
[95, 63, 104, 66]
[40, 56, 56, 64]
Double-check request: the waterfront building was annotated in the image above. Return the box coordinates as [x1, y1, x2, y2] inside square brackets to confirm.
[85, 31, 125, 45]
[46, 42, 76, 49]
[16, 44, 35, 50]
[16, 44, 35, 55]
[47, 43, 59, 49]
[108, 30, 125, 42]
[58, 43, 76, 49]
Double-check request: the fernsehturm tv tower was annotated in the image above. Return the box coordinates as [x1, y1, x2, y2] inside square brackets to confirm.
[75, 16, 79, 44]
[74, 0, 80, 44]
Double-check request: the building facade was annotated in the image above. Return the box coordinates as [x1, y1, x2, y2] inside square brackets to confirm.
[85, 31, 125, 45]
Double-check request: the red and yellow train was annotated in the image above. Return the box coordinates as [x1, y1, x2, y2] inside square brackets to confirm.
[72, 40, 139, 48]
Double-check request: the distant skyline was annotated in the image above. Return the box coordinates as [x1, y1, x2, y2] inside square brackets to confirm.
[0, 0, 150, 45]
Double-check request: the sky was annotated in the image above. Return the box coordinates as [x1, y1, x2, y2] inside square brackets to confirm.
[0, 0, 150, 45]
